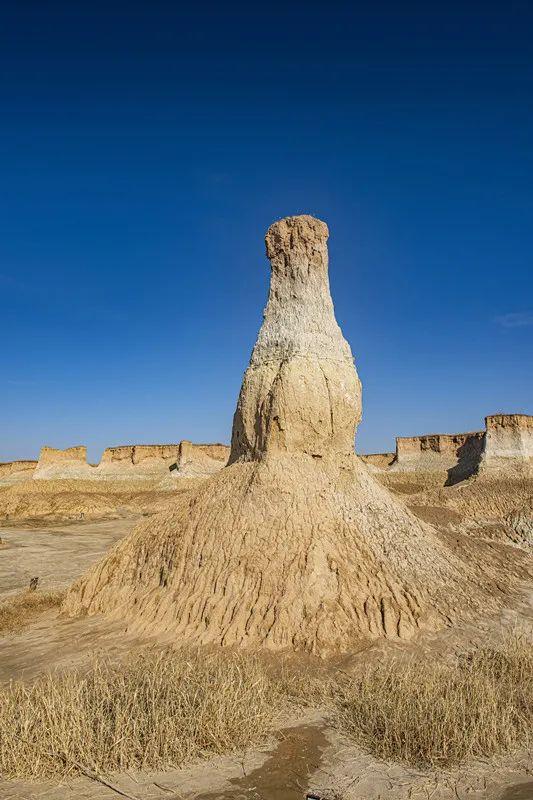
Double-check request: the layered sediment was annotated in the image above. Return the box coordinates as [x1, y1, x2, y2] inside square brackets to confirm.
[0, 439, 229, 522]
[100, 444, 179, 466]
[362, 415, 532, 482]
[171, 441, 229, 476]
[395, 432, 484, 467]
[64, 214, 528, 654]
[391, 431, 486, 485]
[97, 444, 179, 478]
[34, 446, 94, 480]
[0, 460, 37, 479]
[26, 441, 229, 482]
[482, 414, 533, 471]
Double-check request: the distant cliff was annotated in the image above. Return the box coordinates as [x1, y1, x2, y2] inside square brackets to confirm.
[484, 414, 533, 459]
[30, 441, 229, 480]
[171, 441, 229, 476]
[12, 413, 533, 485]
[34, 446, 93, 479]
[99, 444, 179, 465]
[359, 413, 532, 482]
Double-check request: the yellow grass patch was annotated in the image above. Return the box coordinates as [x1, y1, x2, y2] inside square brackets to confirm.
[0, 636, 531, 779]
[333, 634, 533, 767]
[0, 589, 65, 635]
[0, 649, 285, 779]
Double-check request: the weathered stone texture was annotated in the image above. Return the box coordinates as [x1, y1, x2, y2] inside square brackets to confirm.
[64, 215, 527, 654]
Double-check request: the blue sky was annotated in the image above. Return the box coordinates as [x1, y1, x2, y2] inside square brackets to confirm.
[1, 1, 532, 463]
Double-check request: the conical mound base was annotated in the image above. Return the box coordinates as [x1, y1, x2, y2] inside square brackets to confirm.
[65, 453, 520, 652]
[64, 216, 528, 654]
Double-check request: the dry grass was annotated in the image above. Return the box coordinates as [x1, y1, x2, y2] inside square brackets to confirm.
[0, 649, 285, 779]
[1, 635, 531, 779]
[0, 589, 65, 634]
[333, 634, 533, 767]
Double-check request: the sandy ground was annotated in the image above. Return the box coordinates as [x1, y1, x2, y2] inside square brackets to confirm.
[0, 518, 137, 599]
[1, 519, 532, 800]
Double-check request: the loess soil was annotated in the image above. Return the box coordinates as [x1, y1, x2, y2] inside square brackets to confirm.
[0, 515, 532, 800]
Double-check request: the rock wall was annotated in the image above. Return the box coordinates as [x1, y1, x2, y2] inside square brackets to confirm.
[360, 415, 532, 481]
[171, 441, 230, 477]
[394, 432, 485, 470]
[28, 441, 229, 481]
[99, 444, 179, 467]
[395, 432, 483, 462]
[391, 431, 487, 485]
[482, 414, 533, 471]
[38, 446, 88, 464]
[96, 443, 183, 480]
[99, 442, 229, 478]
[484, 414, 533, 459]
[34, 446, 94, 479]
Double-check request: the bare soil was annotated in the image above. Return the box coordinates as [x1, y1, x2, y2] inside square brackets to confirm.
[1, 517, 532, 800]
[0, 518, 136, 600]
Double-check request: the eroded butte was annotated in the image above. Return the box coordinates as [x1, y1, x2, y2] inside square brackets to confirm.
[62, 215, 531, 654]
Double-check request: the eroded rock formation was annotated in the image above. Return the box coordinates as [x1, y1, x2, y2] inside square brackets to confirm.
[38, 446, 87, 463]
[229, 216, 361, 463]
[64, 215, 527, 654]
[362, 416, 532, 482]
[394, 432, 485, 467]
[359, 452, 396, 470]
[26, 441, 229, 482]
[482, 414, 533, 472]
[34, 446, 93, 479]
[171, 441, 229, 476]
[97, 444, 180, 478]
[391, 431, 486, 484]
[100, 444, 179, 466]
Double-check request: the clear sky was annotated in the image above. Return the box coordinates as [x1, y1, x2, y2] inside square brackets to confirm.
[1, 1, 532, 463]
